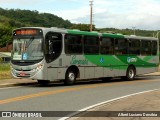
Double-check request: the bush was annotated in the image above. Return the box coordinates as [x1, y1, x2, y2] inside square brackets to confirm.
[0, 63, 10, 71]
[0, 63, 11, 79]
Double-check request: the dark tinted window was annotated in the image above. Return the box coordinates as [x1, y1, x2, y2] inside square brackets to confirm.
[151, 41, 157, 55]
[84, 36, 99, 54]
[141, 40, 151, 55]
[101, 37, 114, 54]
[115, 39, 128, 55]
[128, 39, 140, 55]
[65, 34, 82, 54]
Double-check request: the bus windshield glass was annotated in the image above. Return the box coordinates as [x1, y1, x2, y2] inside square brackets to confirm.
[12, 37, 44, 61]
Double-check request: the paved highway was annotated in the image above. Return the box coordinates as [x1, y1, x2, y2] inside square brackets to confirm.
[0, 76, 160, 120]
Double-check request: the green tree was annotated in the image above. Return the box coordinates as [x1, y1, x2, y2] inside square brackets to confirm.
[0, 26, 12, 47]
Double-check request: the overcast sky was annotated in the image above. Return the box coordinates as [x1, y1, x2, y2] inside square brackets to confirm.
[0, 0, 160, 30]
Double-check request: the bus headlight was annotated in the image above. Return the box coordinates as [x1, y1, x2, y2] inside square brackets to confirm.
[33, 64, 43, 72]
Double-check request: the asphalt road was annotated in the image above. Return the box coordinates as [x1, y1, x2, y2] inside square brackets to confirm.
[0, 76, 160, 120]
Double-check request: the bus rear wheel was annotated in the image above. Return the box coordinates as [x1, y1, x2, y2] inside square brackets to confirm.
[64, 69, 76, 85]
[125, 66, 136, 80]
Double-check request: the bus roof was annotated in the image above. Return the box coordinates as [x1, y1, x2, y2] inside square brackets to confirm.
[67, 29, 99, 36]
[102, 33, 124, 38]
[124, 35, 158, 41]
[14, 27, 159, 41]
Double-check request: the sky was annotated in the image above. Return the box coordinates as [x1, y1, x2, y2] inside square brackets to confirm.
[0, 0, 160, 30]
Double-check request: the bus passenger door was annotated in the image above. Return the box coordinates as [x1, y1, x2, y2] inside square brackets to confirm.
[45, 32, 62, 81]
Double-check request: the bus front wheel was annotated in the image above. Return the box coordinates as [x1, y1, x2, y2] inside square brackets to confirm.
[64, 69, 76, 85]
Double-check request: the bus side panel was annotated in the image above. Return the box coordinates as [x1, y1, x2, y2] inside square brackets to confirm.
[84, 67, 95, 79]
[47, 55, 65, 81]
[103, 68, 109, 77]
[107, 66, 120, 77]
[47, 68, 58, 81]
[57, 68, 66, 79]
[79, 67, 85, 80]
[136, 55, 159, 75]
[136, 67, 158, 75]
[95, 67, 103, 78]
[119, 66, 128, 77]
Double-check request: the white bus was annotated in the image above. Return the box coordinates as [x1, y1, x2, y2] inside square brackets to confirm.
[11, 27, 159, 85]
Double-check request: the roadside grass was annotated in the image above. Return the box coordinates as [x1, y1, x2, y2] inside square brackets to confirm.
[0, 63, 11, 79]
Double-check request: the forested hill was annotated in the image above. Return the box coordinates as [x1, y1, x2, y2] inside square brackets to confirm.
[0, 7, 159, 49]
[0, 8, 72, 28]
[0, 7, 73, 47]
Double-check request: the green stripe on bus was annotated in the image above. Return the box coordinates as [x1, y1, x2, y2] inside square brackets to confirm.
[68, 30, 98, 36]
[84, 55, 157, 70]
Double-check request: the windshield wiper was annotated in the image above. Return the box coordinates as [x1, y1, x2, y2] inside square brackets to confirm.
[26, 36, 34, 48]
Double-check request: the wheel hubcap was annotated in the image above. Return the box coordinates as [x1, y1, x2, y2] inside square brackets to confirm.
[129, 69, 134, 78]
[69, 73, 75, 81]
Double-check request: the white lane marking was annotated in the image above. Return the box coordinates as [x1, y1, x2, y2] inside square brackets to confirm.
[59, 88, 160, 120]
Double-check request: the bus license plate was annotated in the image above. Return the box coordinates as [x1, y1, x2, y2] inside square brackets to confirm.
[19, 72, 26, 76]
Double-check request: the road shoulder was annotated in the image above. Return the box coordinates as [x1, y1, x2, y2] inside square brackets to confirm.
[67, 89, 160, 120]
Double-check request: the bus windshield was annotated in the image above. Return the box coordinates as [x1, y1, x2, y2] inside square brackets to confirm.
[12, 37, 44, 61]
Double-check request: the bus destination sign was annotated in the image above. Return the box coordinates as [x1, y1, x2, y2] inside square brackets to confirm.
[15, 29, 37, 35]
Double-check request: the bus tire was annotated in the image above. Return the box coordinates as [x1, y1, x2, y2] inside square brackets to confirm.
[64, 69, 76, 85]
[37, 80, 50, 86]
[125, 66, 136, 80]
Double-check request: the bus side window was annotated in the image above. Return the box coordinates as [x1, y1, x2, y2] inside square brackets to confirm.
[100, 37, 114, 55]
[65, 34, 82, 54]
[84, 36, 99, 54]
[128, 39, 140, 55]
[141, 40, 151, 56]
[151, 41, 157, 55]
[114, 38, 128, 55]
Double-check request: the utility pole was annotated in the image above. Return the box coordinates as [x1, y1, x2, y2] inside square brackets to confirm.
[90, 0, 93, 32]
[132, 27, 136, 35]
